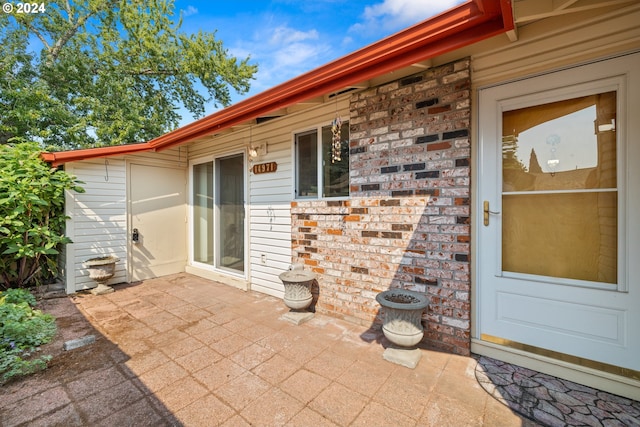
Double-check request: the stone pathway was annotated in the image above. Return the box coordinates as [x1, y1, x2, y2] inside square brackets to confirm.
[475, 356, 640, 426]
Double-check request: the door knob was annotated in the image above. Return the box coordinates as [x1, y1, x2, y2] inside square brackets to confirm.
[483, 201, 500, 226]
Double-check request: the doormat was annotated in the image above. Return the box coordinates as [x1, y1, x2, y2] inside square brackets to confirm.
[474, 355, 640, 427]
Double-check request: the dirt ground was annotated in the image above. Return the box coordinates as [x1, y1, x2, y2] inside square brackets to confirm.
[6, 294, 115, 386]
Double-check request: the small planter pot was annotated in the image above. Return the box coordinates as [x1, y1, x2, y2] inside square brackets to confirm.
[278, 269, 316, 325]
[376, 289, 429, 347]
[83, 256, 119, 295]
[279, 270, 315, 310]
[376, 289, 429, 368]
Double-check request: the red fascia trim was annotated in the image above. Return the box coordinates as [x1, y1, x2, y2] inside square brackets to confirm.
[41, 0, 512, 165]
[41, 142, 151, 167]
[148, 1, 498, 151]
[499, 0, 515, 32]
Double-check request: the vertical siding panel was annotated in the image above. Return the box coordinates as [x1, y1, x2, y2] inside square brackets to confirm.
[65, 159, 127, 291]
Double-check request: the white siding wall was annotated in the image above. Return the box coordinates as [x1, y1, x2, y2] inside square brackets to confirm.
[467, 4, 640, 87]
[247, 125, 294, 298]
[127, 146, 188, 169]
[64, 158, 127, 292]
[188, 97, 350, 298]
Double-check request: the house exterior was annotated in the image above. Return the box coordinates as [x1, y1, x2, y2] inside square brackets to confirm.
[42, 0, 640, 400]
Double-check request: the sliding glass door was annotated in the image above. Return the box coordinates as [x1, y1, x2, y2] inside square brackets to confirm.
[191, 154, 245, 274]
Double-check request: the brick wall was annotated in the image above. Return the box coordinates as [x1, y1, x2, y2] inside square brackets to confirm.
[291, 58, 471, 356]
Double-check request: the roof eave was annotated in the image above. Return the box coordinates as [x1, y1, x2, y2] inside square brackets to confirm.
[41, 0, 513, 166]
[147, 0, 511, 151]
[42, 143, 152, 167]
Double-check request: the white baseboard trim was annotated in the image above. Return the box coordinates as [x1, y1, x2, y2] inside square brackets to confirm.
[185, 265, 249, 292]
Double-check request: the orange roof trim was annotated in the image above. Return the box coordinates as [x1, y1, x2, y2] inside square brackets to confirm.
[41, 0, 513, 166]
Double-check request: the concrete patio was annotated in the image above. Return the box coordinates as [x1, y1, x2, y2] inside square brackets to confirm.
[2, 273, 540, 426]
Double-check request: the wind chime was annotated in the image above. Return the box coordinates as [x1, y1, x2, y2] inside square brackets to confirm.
[331, 97, 343, 163]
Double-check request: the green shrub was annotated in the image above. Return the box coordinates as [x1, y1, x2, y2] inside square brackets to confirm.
[2, 288, 37, 306]
[0, 288, 56, 383]
[0, 142, 84, 289]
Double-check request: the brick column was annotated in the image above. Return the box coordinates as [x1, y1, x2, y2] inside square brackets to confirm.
[291, 58, 471, 356]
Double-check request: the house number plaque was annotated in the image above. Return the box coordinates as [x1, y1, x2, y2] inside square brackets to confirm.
[252, 162, 277, 174]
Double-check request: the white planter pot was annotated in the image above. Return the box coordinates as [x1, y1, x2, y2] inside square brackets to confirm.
[376, 289, 429, 348]
[83, 256, 119, 295]
[279, 270, 316, 310]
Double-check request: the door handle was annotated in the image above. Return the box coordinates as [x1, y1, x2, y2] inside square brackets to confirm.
[483, 201, 500, 226]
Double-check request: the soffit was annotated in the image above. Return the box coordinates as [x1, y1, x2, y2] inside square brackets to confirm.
[512, 0, 635, 24]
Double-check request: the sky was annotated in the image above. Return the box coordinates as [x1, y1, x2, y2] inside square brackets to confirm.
[173, 0, 466, 124]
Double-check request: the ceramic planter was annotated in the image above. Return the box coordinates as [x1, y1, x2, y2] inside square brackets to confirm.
[83, 255, 119, 295]
[279, 270, 316, 310]
[376, 289, 429, 348]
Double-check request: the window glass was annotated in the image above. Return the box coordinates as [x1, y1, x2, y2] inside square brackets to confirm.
[502, 92, 616, 191]
[193, 161, 213, 264]
[217, 155, 244, 273]
[501, 91, 617, 284]
[322, 123, 350, 197]
[296, 130, 318, 198]
[295, 121, 349, 199]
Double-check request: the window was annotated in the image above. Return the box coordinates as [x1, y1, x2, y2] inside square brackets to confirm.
[295, 121, 349, 198]
[501, 92, 617, 284]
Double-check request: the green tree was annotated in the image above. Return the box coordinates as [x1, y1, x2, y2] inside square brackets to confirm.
[0, 143, 84, 289]
[1, 0, 257, 149]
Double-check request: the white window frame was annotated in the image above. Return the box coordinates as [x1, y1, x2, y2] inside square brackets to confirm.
[293, 121, 350, 200]
[188, 151, 248, 279]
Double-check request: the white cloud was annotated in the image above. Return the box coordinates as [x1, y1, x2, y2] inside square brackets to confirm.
[182, 5, 198, 17]
[269, 26, 319, 45]
[352, 0, 465, 33]
[235, 24, 332, 95]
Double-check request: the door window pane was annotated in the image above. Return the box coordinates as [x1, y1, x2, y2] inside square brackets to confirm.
[502, 192, 617, 283]
[217, 155, 244, 273]
[501, 92, 617, 284]
[193, 162, 213, 264]
[502, 92, 616, 191]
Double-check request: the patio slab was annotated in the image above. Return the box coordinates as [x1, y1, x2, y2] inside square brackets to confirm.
[4, 273, 632, 426]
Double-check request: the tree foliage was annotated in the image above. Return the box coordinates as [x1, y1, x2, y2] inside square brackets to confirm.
[1, 0, 257, 149]
[0, 143, 84, 289]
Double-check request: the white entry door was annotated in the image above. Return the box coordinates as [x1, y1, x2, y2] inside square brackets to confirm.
[477, 53, 640, 373]
[129, 163, 187, 281]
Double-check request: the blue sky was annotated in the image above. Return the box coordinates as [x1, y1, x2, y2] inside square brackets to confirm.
[174, 0, 465, 124]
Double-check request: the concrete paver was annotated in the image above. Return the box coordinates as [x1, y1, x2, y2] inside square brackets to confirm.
[2, 273, 541, 426]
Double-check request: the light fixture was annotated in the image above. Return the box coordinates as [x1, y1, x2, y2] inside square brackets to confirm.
[249, 142, 267, 159]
